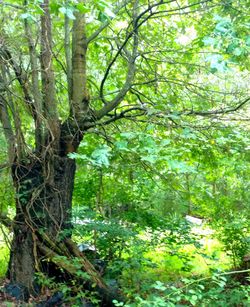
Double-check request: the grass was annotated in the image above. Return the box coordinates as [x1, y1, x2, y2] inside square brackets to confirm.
[119, 223, 233, 297]
[0, 231, 10, 279]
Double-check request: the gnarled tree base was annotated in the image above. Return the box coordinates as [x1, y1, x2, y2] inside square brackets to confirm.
[4, 155, 120, 306]
[7, 223, 119, 306]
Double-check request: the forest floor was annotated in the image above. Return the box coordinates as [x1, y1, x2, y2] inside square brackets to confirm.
[0, 221, 238, 306]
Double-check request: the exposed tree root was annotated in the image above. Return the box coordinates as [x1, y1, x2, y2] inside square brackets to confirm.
[0, 215, 120, 306]
[37, 240, 118, 306]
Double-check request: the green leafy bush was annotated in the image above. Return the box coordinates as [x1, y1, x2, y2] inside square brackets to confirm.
[216, 215, 250, 268]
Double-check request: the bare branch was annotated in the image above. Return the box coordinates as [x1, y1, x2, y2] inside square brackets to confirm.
[95, 0, 142, 119]
[64, 9, 72, 101]
[0, 1, 23, 9]
[0, 95, 15, 163]
[94, 0, 218, 121]
[0, 44, 36, 118]
[87, 96, 250, 130]
[24, 16, 44, 151]
[185, 97, 250, 116]
[98, 106, 146, 126]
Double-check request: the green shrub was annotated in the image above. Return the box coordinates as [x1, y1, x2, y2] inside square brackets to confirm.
[0, 244, 9, 278]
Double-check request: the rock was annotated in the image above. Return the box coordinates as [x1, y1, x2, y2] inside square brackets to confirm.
[4, 283, 29, 301]
[81, 298, 95, 306]
[185, 215, 203, 225]
[78, 243, 96, 253]
[36, 292, 64, 307]
[93, 259, 107, 275]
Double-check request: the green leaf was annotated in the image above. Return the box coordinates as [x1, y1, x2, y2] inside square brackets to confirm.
[206, 54, 228, 72]
[68, 153, 88, 160]
[227, 42, 239, 53]
[59, 7, 75, 20]
[120, 132, 135, 139]
[104, 7, 115, 19]
[75, 3, 89, 13]
[190, 295, 198, 305]
[115, 140, 129, 151]
[160, 139, 171, 146]
[91, 145, 111, 167]
[141, 155, 157, 164]
[50, 2, 60, 14]
[246, 36, 250, 46]
[203, 36, 216, 46]
[153, 281, 167, 291]
[98, 11, 108, 22]
[215, 19, 231, 34]
[20, 13, 37, 22]
[96, 0, 111, 9]
[232, 47, 243, 56]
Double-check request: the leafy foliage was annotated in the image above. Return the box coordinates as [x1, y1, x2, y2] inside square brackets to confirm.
[0, 0, 250, 305]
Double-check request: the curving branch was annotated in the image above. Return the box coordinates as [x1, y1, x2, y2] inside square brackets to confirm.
[94, 0, 211, 120]
[97, 106, 147, 126]
[185, 97, 250, 116]
[0, 45, 36, 118]
[86, 96, 250, 130]
[95, 0, 144, 119]
[0, 1, 23, 9]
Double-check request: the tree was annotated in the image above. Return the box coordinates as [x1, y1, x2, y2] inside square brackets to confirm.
[0, 0, 249, 303]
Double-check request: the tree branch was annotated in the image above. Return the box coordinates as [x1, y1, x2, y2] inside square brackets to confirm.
[24, 13, 44, 151]
[71, 0, 89, 119]
[0, 44, 36, 118]
[185, 97, 250, 116]
[94, 0, 217, 121]
[87, 96, 250, 130]
[0, 64, 26, 159]
[0, 1, 23, 9]
[95, 0, 143, 119]
[87, 0, 131, 44]
[64, 6, 72, 101]
[40, 0, 60, 148]
[0, 95, 15, 163]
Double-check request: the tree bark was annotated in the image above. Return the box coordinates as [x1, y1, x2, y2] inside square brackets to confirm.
[9, 154, 76, 294]
[8, 151, 116, 305]
[1, 1, 143, 304]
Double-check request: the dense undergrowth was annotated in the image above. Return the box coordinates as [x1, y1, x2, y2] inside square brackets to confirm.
[1, 212, 249, 306]
[1, 129, 250, 305]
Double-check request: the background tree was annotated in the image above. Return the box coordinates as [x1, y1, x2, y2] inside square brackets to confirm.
[0, 0, 249, 303]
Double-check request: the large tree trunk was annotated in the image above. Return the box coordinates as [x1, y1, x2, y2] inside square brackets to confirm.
[7, 153, 117, 306]
[9, 154, 76, 293]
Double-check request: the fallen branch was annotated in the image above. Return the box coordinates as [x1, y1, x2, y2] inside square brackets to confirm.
[65, 238, 107, 289]
[37, 238, 119, 306]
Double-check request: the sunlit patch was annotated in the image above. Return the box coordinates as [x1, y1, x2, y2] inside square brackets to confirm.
[175, 26, 197, 45]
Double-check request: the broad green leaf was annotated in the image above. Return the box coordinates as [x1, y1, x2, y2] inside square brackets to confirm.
[59, 6, 75, 20]
[91, 145, 111, 167]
